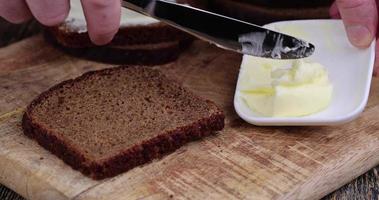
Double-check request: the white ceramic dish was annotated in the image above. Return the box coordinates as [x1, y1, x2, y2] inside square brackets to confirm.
[234, 20, 376, 126]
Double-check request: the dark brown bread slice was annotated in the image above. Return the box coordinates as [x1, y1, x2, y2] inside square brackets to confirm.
[45, 22, 194, 65]
[45, 0, 209, 65]
[48, 22, 193, 48]
[209, 0, 331, 25]
[48, 0, 204, 48]
[44, 30, 193, 65]
[22, 66, 225, 179]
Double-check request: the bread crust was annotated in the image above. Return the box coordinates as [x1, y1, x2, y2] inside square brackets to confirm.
[22, 66, 225, 179]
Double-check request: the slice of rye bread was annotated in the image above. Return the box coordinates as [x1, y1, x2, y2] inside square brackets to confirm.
[209, 0, 332, 25]
[48, 1, 194, 48]
[45, 1, 195, 65]
[47, 22, 192, 48]
[44, 31, 193, 65]
[22, 66, 225, 179]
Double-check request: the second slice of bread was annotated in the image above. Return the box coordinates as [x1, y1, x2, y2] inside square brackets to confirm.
[22, 66, 224, 179]
[46, 1, 194, 64]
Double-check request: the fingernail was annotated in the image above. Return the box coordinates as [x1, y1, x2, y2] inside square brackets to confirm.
[329, 6, 340, 19]
[346, 25, 373, 48]
[330, 12, 341, 19]
[90, 32, 115, 46]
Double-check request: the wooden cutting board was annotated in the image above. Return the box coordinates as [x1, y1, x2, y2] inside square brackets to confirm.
[1, 35, 379, 200]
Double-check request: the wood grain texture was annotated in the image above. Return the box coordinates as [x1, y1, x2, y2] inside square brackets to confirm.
[3, 168, 379, 200]
[1, 35, 379, 200]
[324, 168, 379, 200]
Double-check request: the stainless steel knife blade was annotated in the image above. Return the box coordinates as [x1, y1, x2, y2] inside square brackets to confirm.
[122, 0, 315, 59]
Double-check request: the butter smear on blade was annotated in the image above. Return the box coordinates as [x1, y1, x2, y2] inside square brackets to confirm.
[238, 57, 333, 117]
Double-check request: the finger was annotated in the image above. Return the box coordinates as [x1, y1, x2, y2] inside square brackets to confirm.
[81, 0, 120, 45]
[374, 40, 379, 76]
[25, 0, 69, 26]
[0, 0, 32, 24]
[336, 0, 378, 48]
[329, 1, 341, 19]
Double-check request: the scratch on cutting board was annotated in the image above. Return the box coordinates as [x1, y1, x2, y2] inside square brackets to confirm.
[212, 133, 310, 180]
[294, 141, 328, 161]
[289, 145, 325, 166]
[295, 141, 327, 157]
[71, 178, 112, 200]
[187, 170, 240, 199]
[155, 180, 176, 198]
[25, 172, 31, 200]
[0, 108, 24, 122]
[207, 147, 283, 194]
[155, 168, 240, 200]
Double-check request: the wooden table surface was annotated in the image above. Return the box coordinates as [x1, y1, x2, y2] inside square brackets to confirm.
[0, 18, 379, 200]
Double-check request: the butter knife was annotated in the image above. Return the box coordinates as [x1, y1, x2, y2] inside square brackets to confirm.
[121, 0, 315, 59]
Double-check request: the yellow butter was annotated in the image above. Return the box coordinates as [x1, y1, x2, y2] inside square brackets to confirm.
[238, 57, 333, 117]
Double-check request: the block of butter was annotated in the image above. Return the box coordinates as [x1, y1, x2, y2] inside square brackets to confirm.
[238, 57, 333, 117]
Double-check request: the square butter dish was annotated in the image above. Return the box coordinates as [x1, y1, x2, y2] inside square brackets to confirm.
[234, 20, 376, 126]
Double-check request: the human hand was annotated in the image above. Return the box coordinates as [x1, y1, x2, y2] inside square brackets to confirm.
[330, 0, 378, 75]
[0, 0, 121, 45]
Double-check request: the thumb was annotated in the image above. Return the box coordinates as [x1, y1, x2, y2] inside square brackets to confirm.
[336, 0, 378, 48]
